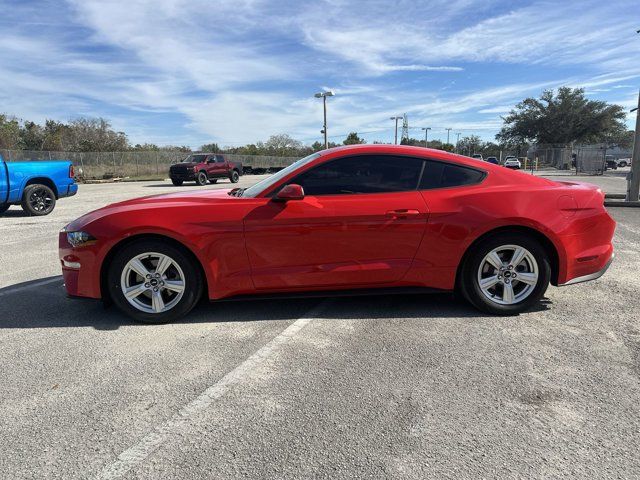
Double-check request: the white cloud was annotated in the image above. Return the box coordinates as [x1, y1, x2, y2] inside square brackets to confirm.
[0, 0, 638, 146]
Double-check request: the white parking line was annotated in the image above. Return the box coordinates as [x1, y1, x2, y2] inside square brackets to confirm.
[96, 299, 330, 480]
[0, 276, 62, 297]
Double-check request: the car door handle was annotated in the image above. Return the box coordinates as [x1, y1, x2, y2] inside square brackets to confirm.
[386, 209, 420, 219]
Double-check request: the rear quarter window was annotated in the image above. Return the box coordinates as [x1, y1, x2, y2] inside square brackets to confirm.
[419, 160, 485, 190]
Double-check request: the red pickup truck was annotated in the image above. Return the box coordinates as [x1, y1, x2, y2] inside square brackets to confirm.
[169, 153, 243, 186]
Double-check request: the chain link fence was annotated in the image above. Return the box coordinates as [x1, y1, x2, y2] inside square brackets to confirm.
[527, 144, 631, 175]
[0, 150, 301, 180]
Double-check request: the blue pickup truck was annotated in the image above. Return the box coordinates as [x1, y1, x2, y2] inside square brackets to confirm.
[0, 154, 78, 216]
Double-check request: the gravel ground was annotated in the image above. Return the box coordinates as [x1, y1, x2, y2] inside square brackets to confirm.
[0, 178, 638, 479]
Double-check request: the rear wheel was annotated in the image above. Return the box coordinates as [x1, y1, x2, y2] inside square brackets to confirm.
[230, 170, 240, 183]
[21, 184, 56, 216]
[460, 233, 550, 315]
[171, 178, 183, 186]
[196, 171, 208, 186]
[107, 240, 203, 323]
[619, 161, 627, 168]
[0, 203, 9, 215]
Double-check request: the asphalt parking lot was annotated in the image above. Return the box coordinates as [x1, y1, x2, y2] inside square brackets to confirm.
[1, 176, 639, 478]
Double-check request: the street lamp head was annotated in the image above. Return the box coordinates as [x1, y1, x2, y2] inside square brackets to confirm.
[315, 90, 335, 98]
[421, 127, 431, 131]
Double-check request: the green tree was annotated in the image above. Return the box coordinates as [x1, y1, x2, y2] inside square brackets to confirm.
[20, 121, 44, 150]
[200, 143, 220, 152]
[343, 132, 365, 145]
[0, 114, 22, 149]
[497, 87, 626, 145]
[67, 117, 129, 151]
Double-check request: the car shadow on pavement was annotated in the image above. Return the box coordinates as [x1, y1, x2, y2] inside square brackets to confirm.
[0, 276, 552, 330]
[0, 209, 32, 218]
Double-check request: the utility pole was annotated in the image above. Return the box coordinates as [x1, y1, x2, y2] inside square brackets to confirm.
[455, 132, 461, 153]
[446, 128, 452, 145]
[390, 116, 403, 144]
[627, 90, 640, 201]
[315, 90, 335, 149]
[401, 114, 409, 144]
[422, 127, 431, 147]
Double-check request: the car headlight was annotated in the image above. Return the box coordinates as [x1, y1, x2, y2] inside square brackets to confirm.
[66, 231, 97, 247]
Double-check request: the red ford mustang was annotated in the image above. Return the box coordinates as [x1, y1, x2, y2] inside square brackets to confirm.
[59, 145, 615, 323]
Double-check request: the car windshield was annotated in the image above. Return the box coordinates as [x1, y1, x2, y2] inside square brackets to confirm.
[240, 152, 322, 197]
[182, 154, 207, 163]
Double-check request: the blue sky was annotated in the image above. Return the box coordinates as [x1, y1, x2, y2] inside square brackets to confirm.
[1, 0, 639, 148]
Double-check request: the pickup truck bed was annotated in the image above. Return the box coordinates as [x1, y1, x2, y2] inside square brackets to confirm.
[1, 156, 78, 216]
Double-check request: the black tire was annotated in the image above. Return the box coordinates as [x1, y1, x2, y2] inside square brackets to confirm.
[230, 170, 240, 183]
[21, 184, 56, 216]
[619, 162, 627, 168]
[196, 171, 208, 186]
[209, 178, 218, 184]
[171, 178, 183, 186]
[107, 239, 203, 323]
[459, 233, 550, 315]
[0, 203, 9, 215]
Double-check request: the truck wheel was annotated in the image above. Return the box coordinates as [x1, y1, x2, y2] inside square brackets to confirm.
[230, 170, 240, 183]
[0, 204, 9, 215]
[209, 178, 218, 184]
[196, 171, 208, 186]
[171, 179, 183, 186]
[107, 239, 203, 323]
[21, 184, 56, 216]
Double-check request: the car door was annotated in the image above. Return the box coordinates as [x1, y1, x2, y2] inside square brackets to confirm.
[243, 154, 429, 290]
[0, 159, 8, 204]
[204, 155, 221, 177]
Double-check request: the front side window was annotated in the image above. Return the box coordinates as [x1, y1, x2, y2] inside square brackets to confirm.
[287, 155, 424, 196]
[241, 152, 321, 198]
[183, 154, 207, 163]
[420, 160, 485, 190]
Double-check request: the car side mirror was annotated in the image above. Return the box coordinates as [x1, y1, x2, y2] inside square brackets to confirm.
[276, 184, 305, 201]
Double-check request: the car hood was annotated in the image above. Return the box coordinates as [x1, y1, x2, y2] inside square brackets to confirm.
[170, 162, 199, 168]
[66, 188, 238, 231]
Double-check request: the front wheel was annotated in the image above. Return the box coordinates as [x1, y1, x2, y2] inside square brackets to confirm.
[459, 233, 550, 315]
[196, 171, 208, 186]
[21, 184, 56, 216]
[107, 240, 203, 323]
[230, 170, 240, 183]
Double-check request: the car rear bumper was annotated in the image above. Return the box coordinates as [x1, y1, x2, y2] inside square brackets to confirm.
[559, 251, 614, 286]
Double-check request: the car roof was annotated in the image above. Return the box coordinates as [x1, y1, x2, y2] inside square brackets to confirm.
[320, 144, 492, 169]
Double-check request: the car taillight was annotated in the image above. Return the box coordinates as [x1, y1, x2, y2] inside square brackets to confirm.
[69, 165, 75, 178]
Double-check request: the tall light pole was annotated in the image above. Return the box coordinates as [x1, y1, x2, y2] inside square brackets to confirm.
[421, 127, 431, 147]
[315, 90, 335, 149]
[455, 132, 461, 153]
[390, 116, 403, 145]
[627, 91, 640, 201]
[446, 128, 452, 145]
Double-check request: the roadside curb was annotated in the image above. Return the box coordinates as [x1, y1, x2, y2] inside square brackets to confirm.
[604, 201, 640, 208]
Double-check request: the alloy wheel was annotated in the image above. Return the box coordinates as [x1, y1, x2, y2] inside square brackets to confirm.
[29, 187, 54, 213]
[476, 244, 539, 305]
[120, 252, 186, 314]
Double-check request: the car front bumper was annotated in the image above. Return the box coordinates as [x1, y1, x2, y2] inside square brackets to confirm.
[170, 173, 196, 181]
[59, 232, 102, 299]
